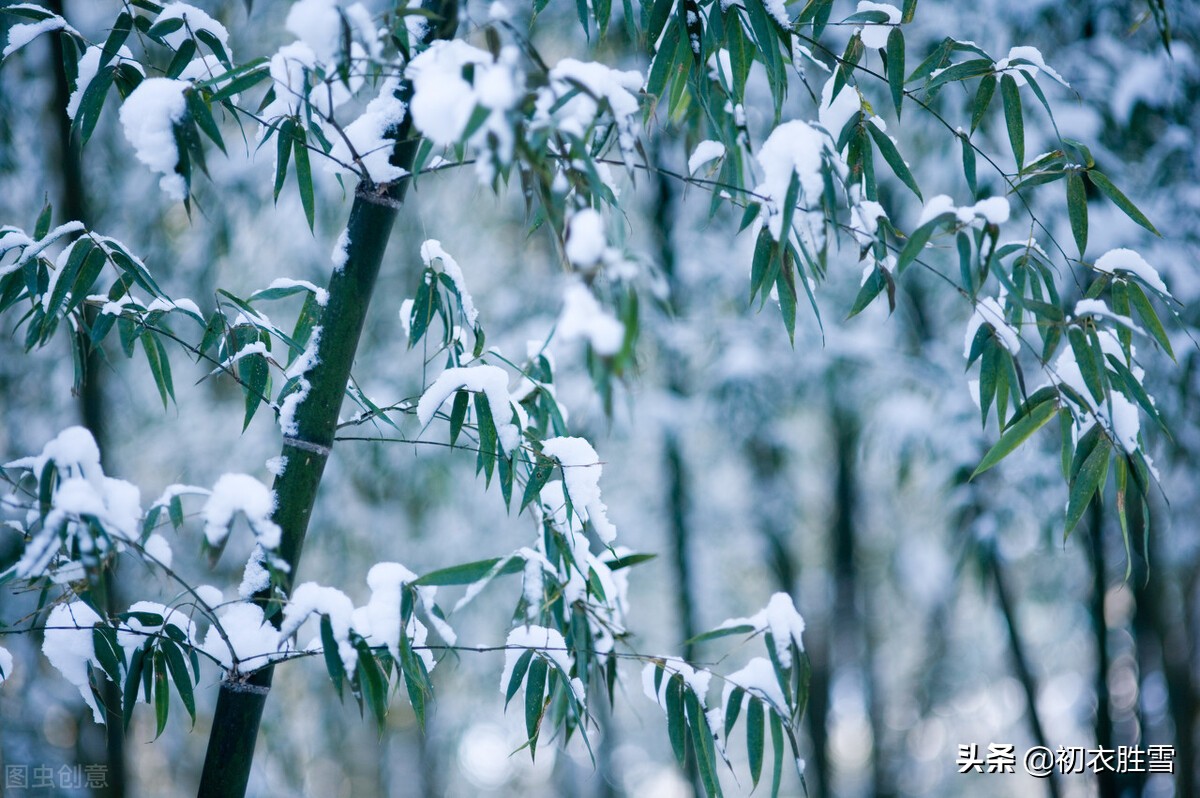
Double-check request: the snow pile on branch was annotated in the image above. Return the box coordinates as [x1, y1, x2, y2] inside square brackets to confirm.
[538, 58, 644, 165]
[688, 140, 726, 175]
[642, 657, 711, 712]
[918, 194, 1010, 227]
[541, 437, 617, 543]
[117, 601, 196, 660]
[2, 8, 80, 59]
[716, 592, 807, 667]
[407, 40, 523, 182]
[421, 240, 478, 327]
[154, 3, 231, 53]
[202, 473, 281, 549]
[328, 78, 408, 183]
[855, 1, 900, 49]
[280, 583, 357, 675]
[1093, 248, 1170, 296]
[4, 427, 142, 580]
[119, 78, 190, 201]
[202, 602, 288, 672]
[556, 282, 624, 356]
[417, 365, 521, 454]
[963, 296, 1020, 356]
[42, 602, 104, 721]
[754, 118, 845, 246]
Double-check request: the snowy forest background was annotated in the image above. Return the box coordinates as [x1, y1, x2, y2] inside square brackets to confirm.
[0, 0, 1197, 796]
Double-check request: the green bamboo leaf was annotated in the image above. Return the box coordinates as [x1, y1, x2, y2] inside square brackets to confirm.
[525, 656, 548, 753]
[1065, 437, 1111, 537]
[769, 712, 784, 798]
[161, 638, 196, 725]
[961, 133, 977, 196]
[666, 674, 686, 763]
[153, 650, 169, 739]
[923, 58, 992, 92]
[901, 0, 917, 22]
[320, 615, 345, 695]
[896, 219, 937, 274]
[747, 696, 765, 787]
[1000, 73, 1023, 169]
[414, 556, 523, 586]
[971, 397, 1057, 477]
[865, 121, 921, 199]
[1066, 169, 1088, 257]
[724, 687, 745, 738]
[74, 66, 115, 146]
[273, 119, 294, 202]
[448, 390, 469, 445]
[685, 689, 722, 797]
[141, 332, 174, 408]
[209, 64, 270, 102]
[749, 227, 773, 303]
[1087, 170, 1160, 236]
[887, 27, 905, 116]
[1105, 354, 1169, 436]
[92, 626, 125, 685]
[775, 258, 797, 344]
[293, 125, 315, 232]
[970, 75, 996, 133]
[505, 649, 534, 708]
[685, 623, 757, 647]
[1126, 283, 1174, 359]
[238, 352, 269, 430]
[847, 265, 888, 318]
[122, 645, 145, 729]
[603, 552, 656, 571]
[1067, 326, 1104, 401]
[475, 392, 497, 483]
[520, 455, 556, 512]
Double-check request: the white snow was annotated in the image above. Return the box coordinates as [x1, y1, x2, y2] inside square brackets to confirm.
[963, 296, 1020, 356]
[754, 120, 835, 242]
[849, 199, 888, 248]
[642, 657, 711, 712]
[117, 600, 196, 661]
[351, 562, 445, 672]
[119, 78, 190, 201]
[1093, 248, 1170, 297]
[993, 45, 1069, 88]
[687, 140, 726, 175]
[329, 77, 409, 183]
[237, 545, 272, 599]
[43, 602, 104, 722]
[556, 282, 624, 357]
[417, 365, 520, 455]
[856, 2, 900, 49]
[720, 657, 787, 714]
[0, 645, 12, 685]
[67, 45, 139, 120]
[421, 240, 478, 327]
[331, 228, 351, 271]
[501, 625, 584, 706]
[280, 581, 358, 675]
[819, 75, 860, 143]
[143, 533, 173, 567]
[285, 0, 343, 62]
[1073, 298, 1140, 332]
[279, 327, 322, 437]
[202, 473, 281, 549]
[541, 436, 617, 543]
[918, 194, 1010, 227]
[202, 602, 287, 672]
[538, 58, 644, 164]
[3, 12, 80, 59]
[564, 208, 607, 269]
[716, 592, 806, 668]
[154, 3, 231, 53]
[1103, 391, 1140, 454]
[762, 0, 790, 26]
[261, 278, 329, 306]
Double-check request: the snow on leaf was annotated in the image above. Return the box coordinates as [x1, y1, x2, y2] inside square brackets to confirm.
[43, 602, 105, 722]
[1093, 248, 1170, 297]
[688, 140, 726, 175]
[541, 436, 617, 543]
[280, 582, 358, 675]
[417, 365, 520, 455]
[856, 2, 900, 49]
[118, 78, 190, 201]
[421, 240, 477, 327]
[201, 473, 280, 549]
[963, 296, 1020, 356]
[716, 592, 806, 668]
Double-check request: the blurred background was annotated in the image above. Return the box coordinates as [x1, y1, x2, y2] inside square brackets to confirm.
[0, 0, 1197, 795]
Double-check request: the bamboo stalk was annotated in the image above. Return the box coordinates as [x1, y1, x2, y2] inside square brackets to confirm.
[196, 6, 457, 795]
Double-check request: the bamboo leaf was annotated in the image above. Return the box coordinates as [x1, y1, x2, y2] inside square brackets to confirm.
[1000, 73, 1023, 170]
[1066, 169, 1088, 257]
[970, 75, 995, 133]
[153, 650, 169, 739]
[293, 125, 315, 232]
[525, 656, 548, 753]
[886, 27, 904, 117]
[320, 615, 345, 695]
[685, 623, 757, 646]
[520, 455, 556, 512]
[769, 712, 784, 798]
[1068, 326, 1104, 401]
[449, 389, 469, 445]
[505, 649, 534, 708]
[1065, 437, 1111, 537]
[865, 121, 921, 199]
[161, 638, 196, 725]
[747, 696, 765, 787]
[666, 674, 686, 763]
[724, 687, 745, 738]
[1126, 283, 1174, 359]
[971, 396, 1057, 477]
[274, 118, 294, 203]
[1088, 170, 1160, 236]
